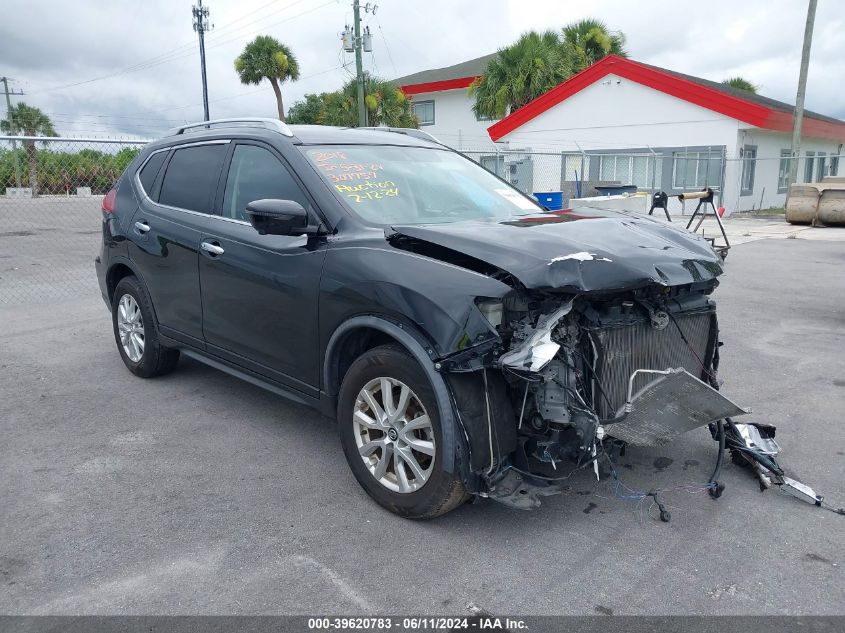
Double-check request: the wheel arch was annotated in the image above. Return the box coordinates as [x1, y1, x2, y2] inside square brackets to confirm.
[105, 258, 161, 327]
[323, 315, 461, 475]
[106, 258, 145, 304]
[106, 262, 135, 303]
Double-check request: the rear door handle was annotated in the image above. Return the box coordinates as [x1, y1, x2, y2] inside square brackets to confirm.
[201, 241, 225, 256]
[134, 221, 150, 234]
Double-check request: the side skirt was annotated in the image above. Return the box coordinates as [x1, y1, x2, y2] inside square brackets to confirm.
[159, 334, 331, 415]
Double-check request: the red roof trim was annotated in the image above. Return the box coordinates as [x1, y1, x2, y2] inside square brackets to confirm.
[487, 55, 845, 142]
[400, 76, 477, 95]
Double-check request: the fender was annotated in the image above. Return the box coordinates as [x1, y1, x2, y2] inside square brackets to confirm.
[323, 315, 463, 476]
[104, 256, 148, 307]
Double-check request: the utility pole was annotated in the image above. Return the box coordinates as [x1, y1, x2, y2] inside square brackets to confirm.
[192, 0, 213, 121]
[344, 2, 376, 127]
[788, 0, 817, 187]
[1, 76, 23, 188]
[352, 0, 366, 127]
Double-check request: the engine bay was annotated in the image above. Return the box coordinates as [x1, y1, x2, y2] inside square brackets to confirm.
[440, 283, 839, 518]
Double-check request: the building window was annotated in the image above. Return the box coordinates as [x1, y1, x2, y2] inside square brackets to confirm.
[831, 155, 840, 177]
[739, 145, 756, 196]
[412, 100, 435, 126]
[597, 154, 661, 189]
[672, 151, 721, 190]
[816, 152, 827, 181]
[778, 149, 792, 193]
[804, 151, 815, 183]
[562, 154, 590, 183]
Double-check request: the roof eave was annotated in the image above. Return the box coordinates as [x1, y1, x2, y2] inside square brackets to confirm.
[400, 76, 478, 96]
[487, 55, 845, 143]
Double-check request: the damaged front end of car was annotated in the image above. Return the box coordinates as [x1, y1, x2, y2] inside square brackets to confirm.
[447, 282, 752, 509]
[387, 211, 756, 510]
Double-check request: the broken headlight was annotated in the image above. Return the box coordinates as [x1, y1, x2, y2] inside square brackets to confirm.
[476, 298, 504, 329]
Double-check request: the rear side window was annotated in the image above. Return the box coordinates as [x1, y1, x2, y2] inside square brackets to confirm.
[158, 144, 227, 212]
[137, 151, 167, 198]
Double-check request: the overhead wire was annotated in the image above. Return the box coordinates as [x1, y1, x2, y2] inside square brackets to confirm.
[25, 0, 333, 96]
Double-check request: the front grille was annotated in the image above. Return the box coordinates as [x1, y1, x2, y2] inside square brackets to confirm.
[590, 311, 715, 419]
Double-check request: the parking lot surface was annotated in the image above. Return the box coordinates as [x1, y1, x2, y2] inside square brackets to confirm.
[0, 198, 102, 304]
[1, 220, 843, 614]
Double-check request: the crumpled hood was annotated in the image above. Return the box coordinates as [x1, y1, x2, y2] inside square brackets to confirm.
[390, 208, 724, 292]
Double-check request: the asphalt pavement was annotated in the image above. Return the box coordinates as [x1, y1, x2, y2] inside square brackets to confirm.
[1, 233, 843, 615]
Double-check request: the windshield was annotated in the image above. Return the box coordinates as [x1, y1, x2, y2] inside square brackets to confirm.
[300, 144, 543, 225]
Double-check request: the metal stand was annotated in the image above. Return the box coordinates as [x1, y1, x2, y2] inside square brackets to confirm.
[682, 188, 730, 259]
[648, 191, 671, 221]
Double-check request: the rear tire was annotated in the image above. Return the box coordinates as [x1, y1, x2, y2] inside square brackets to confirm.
[112, 276, 179, 378]
[338, 344, 468, 519]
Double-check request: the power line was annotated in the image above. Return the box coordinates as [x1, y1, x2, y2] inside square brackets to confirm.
[24, 0, 332, 96]
[23, 1, 308, 95]
[128, 65, 344, 116]
[203, 0, 311, 42]
[36, 65, 344, 129]
[375, 19, 398, 77]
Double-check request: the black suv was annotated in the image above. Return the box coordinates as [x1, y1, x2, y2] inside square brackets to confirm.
[96, 118, 730, 518]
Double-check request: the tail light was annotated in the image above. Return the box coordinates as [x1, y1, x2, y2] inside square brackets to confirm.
[102, 188, 117, 214]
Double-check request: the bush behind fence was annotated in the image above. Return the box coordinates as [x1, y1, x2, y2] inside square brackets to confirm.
[0, 137, 147, 304]
[1, 138, 144, 196]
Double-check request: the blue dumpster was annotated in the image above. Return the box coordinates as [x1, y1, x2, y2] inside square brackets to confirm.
[533, 191, 564, 210]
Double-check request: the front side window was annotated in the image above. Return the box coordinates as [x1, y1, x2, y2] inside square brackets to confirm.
[412, 100, 435, 126]
[301, 145, 543, 225]
[222, 144, 309, 221]
[158, 144, 227, 212]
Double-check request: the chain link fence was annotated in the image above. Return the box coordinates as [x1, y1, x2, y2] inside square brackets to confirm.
[462, 147, 842, 214]
[0, 136, 148, 304]
[1, 135, 841, 305]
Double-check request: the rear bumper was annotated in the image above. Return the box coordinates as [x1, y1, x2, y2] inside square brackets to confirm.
[94, 255, 110, 310]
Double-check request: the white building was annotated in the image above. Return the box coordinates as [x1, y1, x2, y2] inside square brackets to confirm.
[396, 53, 500, 151]
[397, 55, 845, 212]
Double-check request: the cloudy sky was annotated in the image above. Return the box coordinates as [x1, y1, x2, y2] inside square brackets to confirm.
[1, 0, 842, 139]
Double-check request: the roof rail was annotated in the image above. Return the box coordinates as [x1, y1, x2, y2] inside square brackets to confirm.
[168, 118, 294, 137]
[357, 127, 442, 145]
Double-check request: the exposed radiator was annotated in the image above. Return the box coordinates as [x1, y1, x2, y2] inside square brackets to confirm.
[589, 311, 715, 419]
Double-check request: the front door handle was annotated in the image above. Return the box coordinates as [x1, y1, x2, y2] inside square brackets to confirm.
[201, 241, 225, 256]
[134, 221, 150, 234]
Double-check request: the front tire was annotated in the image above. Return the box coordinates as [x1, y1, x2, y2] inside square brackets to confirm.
[112, 276, 179, 378]
[338, 344, 467, 519]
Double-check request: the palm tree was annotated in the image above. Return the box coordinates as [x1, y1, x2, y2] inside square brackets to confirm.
[470, 30, 574, 120]
[234, 35, 300, 122]
[310, 75, 417, 127]
[721, 77, 758, 93]
[0, 103, 57, 195]
[561, 18, 628, 69]
[364, 77, 417, 127]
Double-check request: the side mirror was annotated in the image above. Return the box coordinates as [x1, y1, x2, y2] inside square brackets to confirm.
[245, 199, 312, 236]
